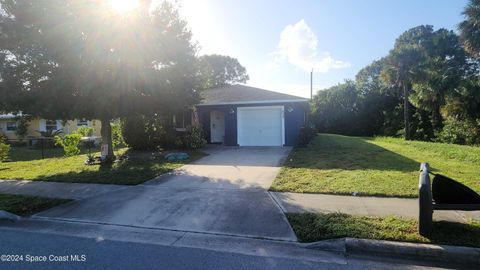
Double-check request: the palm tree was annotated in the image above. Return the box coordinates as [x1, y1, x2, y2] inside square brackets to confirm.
[459, 0, 480, 58]
[381, 45, 425, 140]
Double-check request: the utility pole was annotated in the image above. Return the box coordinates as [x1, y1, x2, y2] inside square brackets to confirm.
[310, 68, 313, 99]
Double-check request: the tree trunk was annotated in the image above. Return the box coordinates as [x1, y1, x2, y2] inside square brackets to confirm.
[403, 84, 411, 140]
[100, 117, 115, 162]
[432, 97, 443, 131]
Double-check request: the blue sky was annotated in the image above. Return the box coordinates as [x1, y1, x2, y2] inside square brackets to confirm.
[177, 0, 468, 97]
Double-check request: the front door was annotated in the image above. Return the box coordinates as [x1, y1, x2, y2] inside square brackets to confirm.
[210, 111, 225, 143]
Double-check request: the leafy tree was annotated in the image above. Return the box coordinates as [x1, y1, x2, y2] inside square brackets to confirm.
[311, 81, 372, 135]
[198, 54, 249, 89]
[356, 58, 402, 135]
[410, 29, 469, 132]
[381, 26, 432, 140]
[0, 1, 198, 161]
[459, 0, 480, 58]
[14, 116, 30, 140]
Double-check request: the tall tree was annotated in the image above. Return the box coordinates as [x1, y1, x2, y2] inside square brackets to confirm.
[459, 0, 480, 58]
[381, 45, 425, 140]
[409, 29, 469, 131]
[0, 0, 198, 160]
[381, 26, 431, 140]
[198, 54, 249, 89]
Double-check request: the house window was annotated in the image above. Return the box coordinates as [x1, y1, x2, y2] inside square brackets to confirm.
[45, 120, 58, 132]
[77, 119, 89, 127]
[173, 111, 191, 131]
[6, 121, 17, 131]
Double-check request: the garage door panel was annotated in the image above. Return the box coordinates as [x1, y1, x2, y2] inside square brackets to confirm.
[237, 107, 283, 146]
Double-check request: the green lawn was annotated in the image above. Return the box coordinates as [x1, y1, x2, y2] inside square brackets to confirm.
[0, 147, 206, 185]
[0, 193, 70, 216]
[271, 134, 480, 198]
[288, 213, 480, 248]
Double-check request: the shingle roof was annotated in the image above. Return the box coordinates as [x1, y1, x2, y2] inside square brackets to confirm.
[199, 84, 308, 105]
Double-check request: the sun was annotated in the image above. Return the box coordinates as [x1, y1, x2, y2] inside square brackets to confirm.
[109, 0, 139, 14]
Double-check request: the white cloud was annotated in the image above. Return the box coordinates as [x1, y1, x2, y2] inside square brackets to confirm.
[270, 20, 350, 73]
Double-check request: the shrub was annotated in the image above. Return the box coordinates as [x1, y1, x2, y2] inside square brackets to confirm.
[435, 118, 480, 146]
[297, 126, 317, 147]
[37, 129, 63, 148]
[122, 116, 152, 150]
[123, 115, 180, 150]
[54, 133, 82, 156]
[76, 126, 93, 137]
[0, 143, 10, 162]
[157, 124, 179, 150]
[111, 122, 125, 148]
[179, 125, 207, 149]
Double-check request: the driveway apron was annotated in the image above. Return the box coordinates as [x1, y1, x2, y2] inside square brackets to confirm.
[36, 147, 297, 241]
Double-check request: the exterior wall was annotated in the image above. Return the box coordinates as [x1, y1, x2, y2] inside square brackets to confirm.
[62, 119, 102, 137]
[196, 102, 308, 146]
[0, 118, 102, 140]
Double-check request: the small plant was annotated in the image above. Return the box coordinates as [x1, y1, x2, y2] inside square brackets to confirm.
[0, 142, 10, 162]
[111, 122, 125, 148]
[179, 125, 207, 149]
[37, 129, 63, 148]
[38, 129, 63, 138]
[84, 152, 98, 165]
[76, 126, 94, 137]
[54, 133, 82, 157]
[297, 126, 317, 146]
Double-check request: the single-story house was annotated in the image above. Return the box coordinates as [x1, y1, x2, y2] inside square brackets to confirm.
[0, 114, 101, 141]
[196, 85, 309, 147]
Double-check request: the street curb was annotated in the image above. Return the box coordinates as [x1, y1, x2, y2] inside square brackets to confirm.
[0, 210, 21, 222]
[306, 237, 480, 267]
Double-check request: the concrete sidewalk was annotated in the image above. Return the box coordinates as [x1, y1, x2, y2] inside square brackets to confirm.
[270, 192, 480, 222]
[0, 179, 125, 200]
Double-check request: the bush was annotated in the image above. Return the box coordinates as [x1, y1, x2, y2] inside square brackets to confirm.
[122, 116, 152, 150]
[435, 118, 480, 145]
[297, 126, 317, 147]
[0, 143, 10, 162]
[76, 126, 93, 137]
[0, 133, 6, 143]
[178, 125, 207, 149]
[123, 115, 181, 150]
[54, 133, 82, 156]
[111, 122, 125, 148]
[37, 129, 63, 148]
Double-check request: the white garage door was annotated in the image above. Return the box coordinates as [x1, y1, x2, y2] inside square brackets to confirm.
[237, 106, 284, 146]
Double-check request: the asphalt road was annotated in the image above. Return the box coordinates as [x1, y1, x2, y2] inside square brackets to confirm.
[0, 230, 432, 270]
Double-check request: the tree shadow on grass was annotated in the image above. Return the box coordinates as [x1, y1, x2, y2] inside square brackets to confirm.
[285, 134, 421, 172]
[29, 151, 205, 185]
[7, 146, 93, 162]
[31, 161, 162, 185]
[427, 220, 480, 247]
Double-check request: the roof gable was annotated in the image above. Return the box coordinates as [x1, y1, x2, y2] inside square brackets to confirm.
[199, 85, 308, 106]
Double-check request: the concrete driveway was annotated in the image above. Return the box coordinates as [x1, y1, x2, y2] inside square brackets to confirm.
[36, 147, 297, 241]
